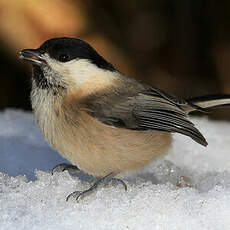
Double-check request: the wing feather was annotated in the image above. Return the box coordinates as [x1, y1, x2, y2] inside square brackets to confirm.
[82, 87, 208, 146]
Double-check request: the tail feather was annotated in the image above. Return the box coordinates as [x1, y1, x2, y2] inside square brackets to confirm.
[186, 95, 230, 113]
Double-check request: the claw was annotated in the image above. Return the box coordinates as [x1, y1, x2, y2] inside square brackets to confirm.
[66, 191, 84, 202]
[103, 178, 128, 191]
[66, 173, 127, 202]
[51, 163, 81, 175]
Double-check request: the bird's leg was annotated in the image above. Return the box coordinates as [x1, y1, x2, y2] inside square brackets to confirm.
[66, 172, 127, 202]
[51, 163, 82, 175]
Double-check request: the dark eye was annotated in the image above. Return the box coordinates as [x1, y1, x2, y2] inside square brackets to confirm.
[58, 54, 70, 62]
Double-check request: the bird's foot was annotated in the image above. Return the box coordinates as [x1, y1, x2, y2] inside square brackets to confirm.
[66, 173, 127, 202]
[52, 163, 81, 175]
[102, 178, 128, 191]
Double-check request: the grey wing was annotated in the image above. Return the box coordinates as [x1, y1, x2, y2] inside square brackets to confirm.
[84, 88, 208, 146]
[132, 92, 207, 146]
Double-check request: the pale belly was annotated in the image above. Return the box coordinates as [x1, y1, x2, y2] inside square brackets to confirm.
[41, 112, 172, 177]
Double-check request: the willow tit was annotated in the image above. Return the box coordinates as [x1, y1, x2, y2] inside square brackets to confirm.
[19, 37, 230, 201]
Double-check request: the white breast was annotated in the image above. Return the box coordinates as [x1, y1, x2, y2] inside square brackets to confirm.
[30, 82, 61, 147]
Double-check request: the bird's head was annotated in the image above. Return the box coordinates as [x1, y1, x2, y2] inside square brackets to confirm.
[20, 37, 116, 93]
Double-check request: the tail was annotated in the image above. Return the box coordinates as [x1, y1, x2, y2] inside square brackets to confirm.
[186, 95, 230, 113]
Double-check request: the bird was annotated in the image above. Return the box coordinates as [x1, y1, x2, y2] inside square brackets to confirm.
[19, 37, 230, 201]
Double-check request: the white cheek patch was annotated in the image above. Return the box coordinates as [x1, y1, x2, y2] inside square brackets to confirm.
[63, 59, 98, 85]
[43, 54, 68, 75]
[42, 54, 117, 90]
[65, 59, 119, 90]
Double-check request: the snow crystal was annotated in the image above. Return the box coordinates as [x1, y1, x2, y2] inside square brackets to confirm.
[0, 109, 230, 230]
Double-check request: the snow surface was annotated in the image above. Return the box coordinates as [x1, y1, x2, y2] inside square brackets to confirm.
[1, 109, 230, 230]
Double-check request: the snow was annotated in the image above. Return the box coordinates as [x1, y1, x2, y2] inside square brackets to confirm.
[0, 110, 68, 181]
[1, 109, 230, 230]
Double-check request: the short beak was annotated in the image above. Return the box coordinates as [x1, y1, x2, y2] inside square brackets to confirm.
[19, 49, 47, 66]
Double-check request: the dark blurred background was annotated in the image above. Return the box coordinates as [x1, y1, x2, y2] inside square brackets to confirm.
[1, 0, 230, 119]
